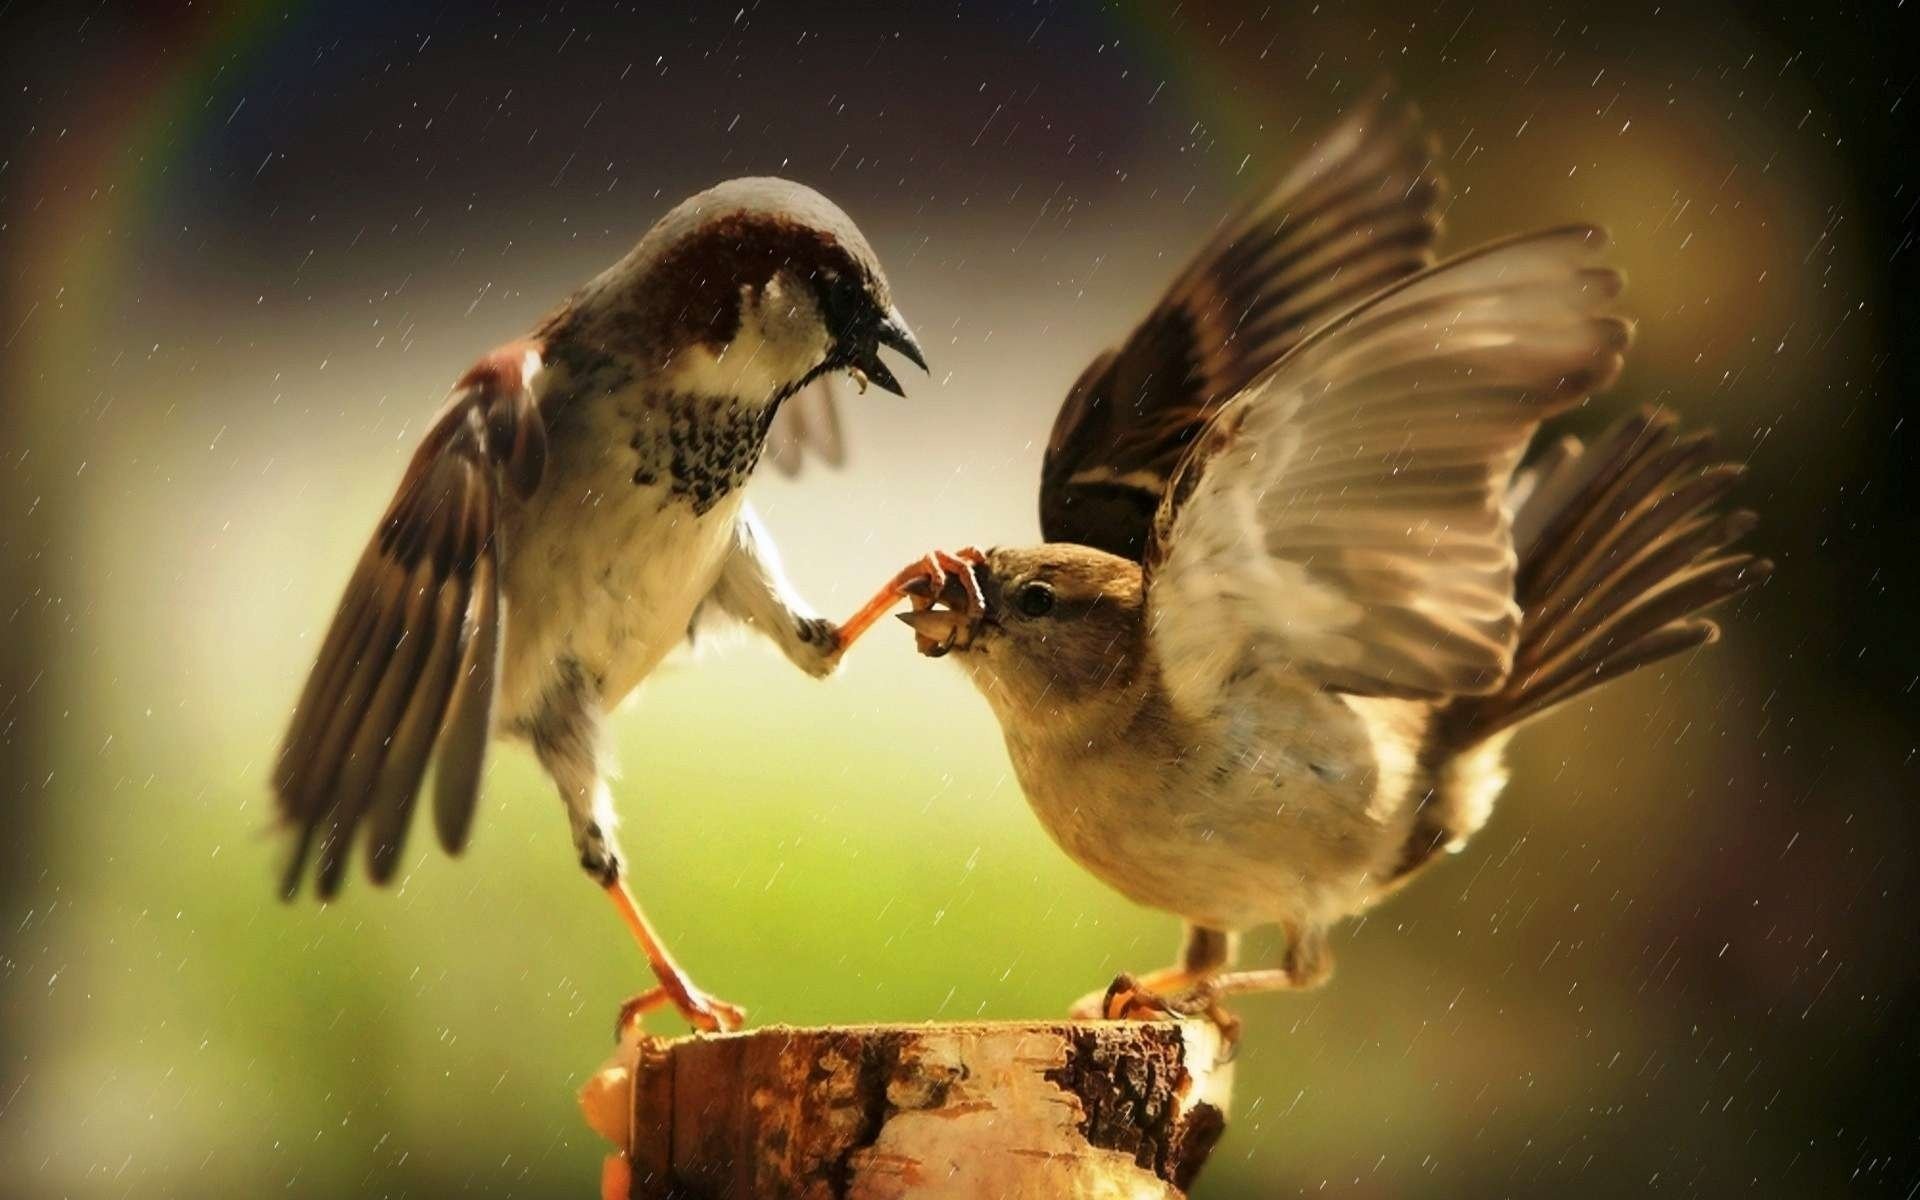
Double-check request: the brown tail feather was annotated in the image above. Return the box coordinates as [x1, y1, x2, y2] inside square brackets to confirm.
[1472, 409, 1770, 737]
[1387, 408, 1770, 885]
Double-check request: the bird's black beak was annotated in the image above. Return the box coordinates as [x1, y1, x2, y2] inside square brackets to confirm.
[847, 306, 927, 397]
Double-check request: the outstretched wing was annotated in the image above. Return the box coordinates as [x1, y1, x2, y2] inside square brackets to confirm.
[1040, 88, 1448, 560]
[1144, 228, 1630, 717]
[274, 343, 546, 899]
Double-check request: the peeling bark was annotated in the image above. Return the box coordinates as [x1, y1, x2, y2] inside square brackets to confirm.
[582, 1020, 1234, 1199]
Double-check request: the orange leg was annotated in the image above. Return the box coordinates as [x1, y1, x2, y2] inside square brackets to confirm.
[829, 547, 989, 656]
[1069, 965, 1209, 1020]
[1068, 926, 1236, 1021]
[607, 879, 745, 1036]
[830, 555, 946, 654]
[936, 547, 988, 615]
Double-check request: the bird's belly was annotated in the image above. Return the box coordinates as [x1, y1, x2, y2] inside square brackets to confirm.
[1007, 721, 1396, 932]
[496, 471, 744, 723]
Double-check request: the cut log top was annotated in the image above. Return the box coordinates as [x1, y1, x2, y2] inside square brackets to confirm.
[582, 1019, 1236, 1200]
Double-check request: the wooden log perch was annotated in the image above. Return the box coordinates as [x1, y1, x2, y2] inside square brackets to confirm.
[581, 1020, 1235, 1199]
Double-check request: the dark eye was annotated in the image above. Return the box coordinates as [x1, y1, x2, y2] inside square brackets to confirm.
[1014, 581, 1055, 618]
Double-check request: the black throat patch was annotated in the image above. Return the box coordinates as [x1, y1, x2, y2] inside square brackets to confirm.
[627, 392, 780, 514]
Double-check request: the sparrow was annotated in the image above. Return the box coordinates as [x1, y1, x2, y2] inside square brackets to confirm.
[842, 94, 1770, 1018]
[274, 177, 928, 1032]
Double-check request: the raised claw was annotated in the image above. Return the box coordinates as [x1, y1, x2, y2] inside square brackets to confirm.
[933, 548, 988, 619]
[896, 547, 989, 656]
[840, 548, 992, 659]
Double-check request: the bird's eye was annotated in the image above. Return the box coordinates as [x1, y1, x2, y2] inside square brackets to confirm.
[1014, 581, 1056, 618]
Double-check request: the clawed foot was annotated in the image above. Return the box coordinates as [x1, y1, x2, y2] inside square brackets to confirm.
[1071, 972, 1241, 1042]
[602, 880, 747, 1038]
[615, 981, 747, 1039]
[894, 548, 989, 657]
[829, 547, 989, 658]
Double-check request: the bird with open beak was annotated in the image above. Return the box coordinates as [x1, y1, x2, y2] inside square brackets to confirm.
[274, 177, 927, 1032]
[840, 93, 1770, 1020]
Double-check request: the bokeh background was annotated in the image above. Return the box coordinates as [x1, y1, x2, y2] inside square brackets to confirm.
[2, 1, 1916, 1195]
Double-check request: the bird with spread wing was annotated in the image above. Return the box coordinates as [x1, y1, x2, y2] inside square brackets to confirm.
[834, 91, 1770, 1019]
[275, 178, 927, 1032]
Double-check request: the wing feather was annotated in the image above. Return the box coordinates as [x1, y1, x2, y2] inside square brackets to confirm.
[431, 544, 498, 856]
[1144, 228, 1629, 714]
[275, 344, 541, 898]
[1041, 86, 1448, 559]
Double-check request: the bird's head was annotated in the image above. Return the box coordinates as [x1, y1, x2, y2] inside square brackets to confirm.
[896, 544, 1150, 732]
[617, 177, 926, 404]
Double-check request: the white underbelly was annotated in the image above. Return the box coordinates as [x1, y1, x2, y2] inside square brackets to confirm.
[496, 478, 743, 723]
[1005, 702, 1406, 932]
[1014, 758, 1363, 931]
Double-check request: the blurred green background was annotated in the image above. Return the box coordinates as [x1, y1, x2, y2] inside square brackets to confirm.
[2, 1, 1916, 1195]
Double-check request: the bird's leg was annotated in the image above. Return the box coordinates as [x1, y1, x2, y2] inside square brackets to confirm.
[1204, 921, 1335, 998]
[704, 504, 846, 679]
[1069, 925, 1236, 1020]
[580, 805, 743, 1036]
[826, 555, 943, 656]
[535, 714, 745, 1036]
[831, 547, 988, 655]
[606, 874, 745, 1036]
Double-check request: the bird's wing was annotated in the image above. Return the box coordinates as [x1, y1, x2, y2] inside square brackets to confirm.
[1143, 228, 1629, 718]
[274, 342, 546, 899]
[1040, 88, 1447, 560]
[762, 376, 848, 477]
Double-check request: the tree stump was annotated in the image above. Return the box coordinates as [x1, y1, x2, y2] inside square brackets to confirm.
[581, 1020, 1234, 1199]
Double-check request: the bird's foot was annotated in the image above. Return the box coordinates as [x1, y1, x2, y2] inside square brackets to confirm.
[1069, 965, 1194, 1020]
[673, 982, 747, 1035]
[1072, 972, 1241, 1042]
[601, 879, 746, 1036]
[894, 547, 989, 657]
[614, 979, 746, 1039]
[830, 547, 988, 657]
[614, 986, 667, 1039]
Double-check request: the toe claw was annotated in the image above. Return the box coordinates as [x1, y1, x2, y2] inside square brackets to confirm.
[616, 981, 746, 1039]
[615, 987, 669, 1041]
[1069, 971, 1240, 1036]
[675, 987, 747, 1034]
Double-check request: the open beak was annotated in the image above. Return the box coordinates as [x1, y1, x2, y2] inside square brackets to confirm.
[876, 307, 929, 372]
[850, 306, 928, 397]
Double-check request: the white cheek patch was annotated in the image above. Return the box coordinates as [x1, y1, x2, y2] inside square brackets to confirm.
[663, 275, 831, 402]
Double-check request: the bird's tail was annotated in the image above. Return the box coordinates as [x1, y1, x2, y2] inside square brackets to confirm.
[1391, 408, 1772, 882]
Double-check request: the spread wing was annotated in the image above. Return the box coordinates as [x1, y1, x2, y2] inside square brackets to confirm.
[763, 377, 847, 477]
[1040, 88, 1448, 560]
[274, 343, 546, 899]
[1143, 228, 1630, 717]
